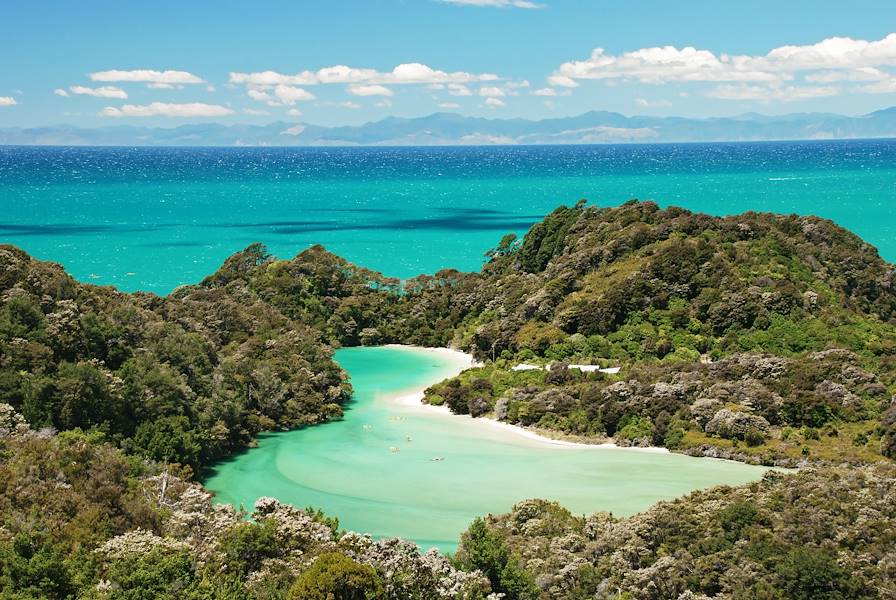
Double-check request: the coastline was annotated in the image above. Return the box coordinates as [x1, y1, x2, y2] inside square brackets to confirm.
[384, 344, 669, 454]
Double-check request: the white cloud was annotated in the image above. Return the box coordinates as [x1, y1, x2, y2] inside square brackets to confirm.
[53, 89, 69, 97]
[547, 74, 579, 88]
[448, 83, 473, 96]
[246, 86, 314, 106]
[479, 86, 505, 97]
[707, 84, 838, 102]
[551, 34, 896, 85]
[206, 85, 216, 92]
[551, 46, 779, 85]
[438, 102, 461, 109]
[273, 85, 315, 105]
[440, 0, 544, 8]
[547, 32, 896, 102]
[634, 97, 672, 108]
[68, 85, 128, 99]
[287, 108, 303, 116]
[100, 102, 233, 117]
[229, 62, 497, 88]
[0, 96, 16, 106]
[533, 87, 557, 96]
[761, 34, 896, 71]
[805, 67, 888, 83]
[247, 89, 271, 102]
[347, 84, 394, 97]
[243, 108, 270, 116]
[90, 69, 204, 84]
[861, 77, 896, 94]
[230, 70, 316, 86]
[339, 101, 361, 109]
[375, 99, 393, 107]
[485, 97, 505, 108]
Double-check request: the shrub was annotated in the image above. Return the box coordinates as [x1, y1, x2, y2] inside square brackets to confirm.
[288, 553, 384, 600]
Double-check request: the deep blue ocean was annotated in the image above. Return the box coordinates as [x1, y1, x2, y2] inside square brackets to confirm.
[1, 140, 894, 295]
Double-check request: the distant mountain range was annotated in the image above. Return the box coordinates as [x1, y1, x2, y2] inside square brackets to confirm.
[3, 107, 896, 146]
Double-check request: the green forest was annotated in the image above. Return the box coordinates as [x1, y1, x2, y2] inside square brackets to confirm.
[1, 200, 894, 598]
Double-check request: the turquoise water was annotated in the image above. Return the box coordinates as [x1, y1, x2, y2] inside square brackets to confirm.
[1, 141, 894, 294]
[204, 346, 770, 553]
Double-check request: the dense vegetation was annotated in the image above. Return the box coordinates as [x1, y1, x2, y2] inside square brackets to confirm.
[0, 414, 491, 599]
[0, 244, 349, 471]
[456, 464, 896, 599]
[2, 200, 896, 598]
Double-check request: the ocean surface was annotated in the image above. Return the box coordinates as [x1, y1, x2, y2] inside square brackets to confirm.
[1, 140, 894, 294]
[204, 346, 770, 552]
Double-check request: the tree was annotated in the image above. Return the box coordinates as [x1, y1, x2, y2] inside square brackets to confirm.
[454, 518, 538, 600]
[288, 553, 384, 600]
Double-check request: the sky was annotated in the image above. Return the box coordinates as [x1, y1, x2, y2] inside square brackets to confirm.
[2, 0, 896, 128]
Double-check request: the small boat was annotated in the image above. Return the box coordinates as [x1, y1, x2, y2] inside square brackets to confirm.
[362, 424, 373, 432]
[406, 435, 413, 442]
[430, 456, 444, 462]
[389, 446, 400, 453]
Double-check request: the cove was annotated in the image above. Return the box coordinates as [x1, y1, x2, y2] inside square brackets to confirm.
[204, 346, 770, 553]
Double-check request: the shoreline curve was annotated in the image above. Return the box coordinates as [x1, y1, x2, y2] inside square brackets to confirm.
[381, 344, 670, 454]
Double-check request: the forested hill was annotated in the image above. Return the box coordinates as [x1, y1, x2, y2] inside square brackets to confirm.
[2, 201, 896, 598]
[0, 244, 349, 471]
[194, 200, 896, 361]
[3, 200, 895, 469]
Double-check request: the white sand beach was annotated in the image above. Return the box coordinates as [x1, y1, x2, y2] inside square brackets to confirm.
[386, 345, 669, 454]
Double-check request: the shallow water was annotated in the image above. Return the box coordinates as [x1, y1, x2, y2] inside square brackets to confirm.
[2, 141, 894, 294]
[204, 346, 770, 553]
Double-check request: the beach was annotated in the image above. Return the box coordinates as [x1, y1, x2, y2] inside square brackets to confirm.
[387, 345, 670, 453]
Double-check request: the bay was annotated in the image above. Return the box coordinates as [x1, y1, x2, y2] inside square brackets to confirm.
[204, 346, 771, 553]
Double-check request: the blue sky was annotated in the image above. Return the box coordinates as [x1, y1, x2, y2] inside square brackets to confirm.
[2, 0, 896, 127]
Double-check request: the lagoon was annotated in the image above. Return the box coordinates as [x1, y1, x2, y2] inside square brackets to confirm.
[204, 345, 770, 553]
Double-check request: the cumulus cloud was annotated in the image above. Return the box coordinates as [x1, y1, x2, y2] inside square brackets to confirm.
[547, 74, 579, 88]
[547, 32, 896, 102]
[247, 86, 314, 106]
[447, 84, 473, 96]
[347, 84, 394, 97]
[532, 87, 573, 97]
[287, 108, 303, 116]
[53, 89, 69, 97]
[557, 35, 896, 93]
[100, 102, 233, 117]
[485, 97, 505, 108]
[440, 0, 544, 8]
[438, 102, 461, 109]
[273, 85, 315, 105]
[247, 89, 270, 102]
[243, 108, 270, 116]
[0, 96, 16, 106]
[90, 69, 204, 84]
[479, 86, 505, 97]
[229, 62, 497, 87]
[339, 101, 361, 109]
[805, 67, 888, 83]
[68, 85, 128, 99]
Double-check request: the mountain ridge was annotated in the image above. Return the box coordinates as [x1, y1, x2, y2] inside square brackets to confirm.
[3, 107, 896, 146]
